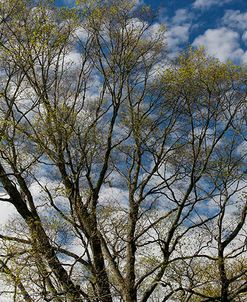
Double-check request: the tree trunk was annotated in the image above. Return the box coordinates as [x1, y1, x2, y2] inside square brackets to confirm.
[90, 233, 113, 302]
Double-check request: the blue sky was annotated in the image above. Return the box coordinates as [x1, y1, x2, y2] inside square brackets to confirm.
[58, 0, 247, 64]
[155, 0, 247, 62]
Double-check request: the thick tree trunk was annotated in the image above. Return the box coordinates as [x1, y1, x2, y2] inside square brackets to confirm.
[76, 203, 113, 302]
[90, 234, 113, 302]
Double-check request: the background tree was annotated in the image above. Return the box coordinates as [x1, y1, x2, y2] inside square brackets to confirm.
[0, 0, 246, 301]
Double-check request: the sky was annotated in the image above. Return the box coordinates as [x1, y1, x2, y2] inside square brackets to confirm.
[58, 0, 247, 64]
[156, 0, 247, 62]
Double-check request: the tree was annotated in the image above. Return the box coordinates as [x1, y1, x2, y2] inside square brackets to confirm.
[0, 0, 246, 301]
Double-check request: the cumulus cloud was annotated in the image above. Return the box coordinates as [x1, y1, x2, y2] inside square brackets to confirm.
[221, 10, 247, 45]
[172, 8, 191, 24]
[193, 0, 232, 10]
[167, 25, 190, 49]
[222, 10, 247, 31]
[163, 9, 193, 58]
[193, 27, 247, 63]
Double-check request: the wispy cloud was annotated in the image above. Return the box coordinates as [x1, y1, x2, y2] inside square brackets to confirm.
[172, 8, 191, 24]
[243, 32, 247, 44]
[192, 0, 232, 10]
[222, 10, 247, 31]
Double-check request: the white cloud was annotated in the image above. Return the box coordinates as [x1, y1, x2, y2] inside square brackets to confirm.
[242, 52, 247, 63]
[222, 10, 247, 31]
[243, 31, 247, 44]
[133, 0, 145, 7]
[166, 24, 190, 56]
[163, 9, 192, 58]
[193, 0, 232, 10]
[0, 201, 17, 225]
[74, 26, 89, 41]
[193, 27, 247, 63]
[99, 186, 129, 207]
[64, 50, 82, 67]
[237, 141, 247, 156]
[172, 9, 191, 25]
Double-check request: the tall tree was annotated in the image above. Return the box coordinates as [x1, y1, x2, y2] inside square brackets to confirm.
[0, 1, 246, 301]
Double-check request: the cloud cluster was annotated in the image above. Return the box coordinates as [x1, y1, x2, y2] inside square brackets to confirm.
[193, 27, 247, 63]
[192, 9, 247, 64]
[164, 9, 193, 58]
[222, 10, 247, 31]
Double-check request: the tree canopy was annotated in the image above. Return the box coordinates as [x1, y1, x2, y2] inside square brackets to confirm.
[0, 1, 246, 301]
